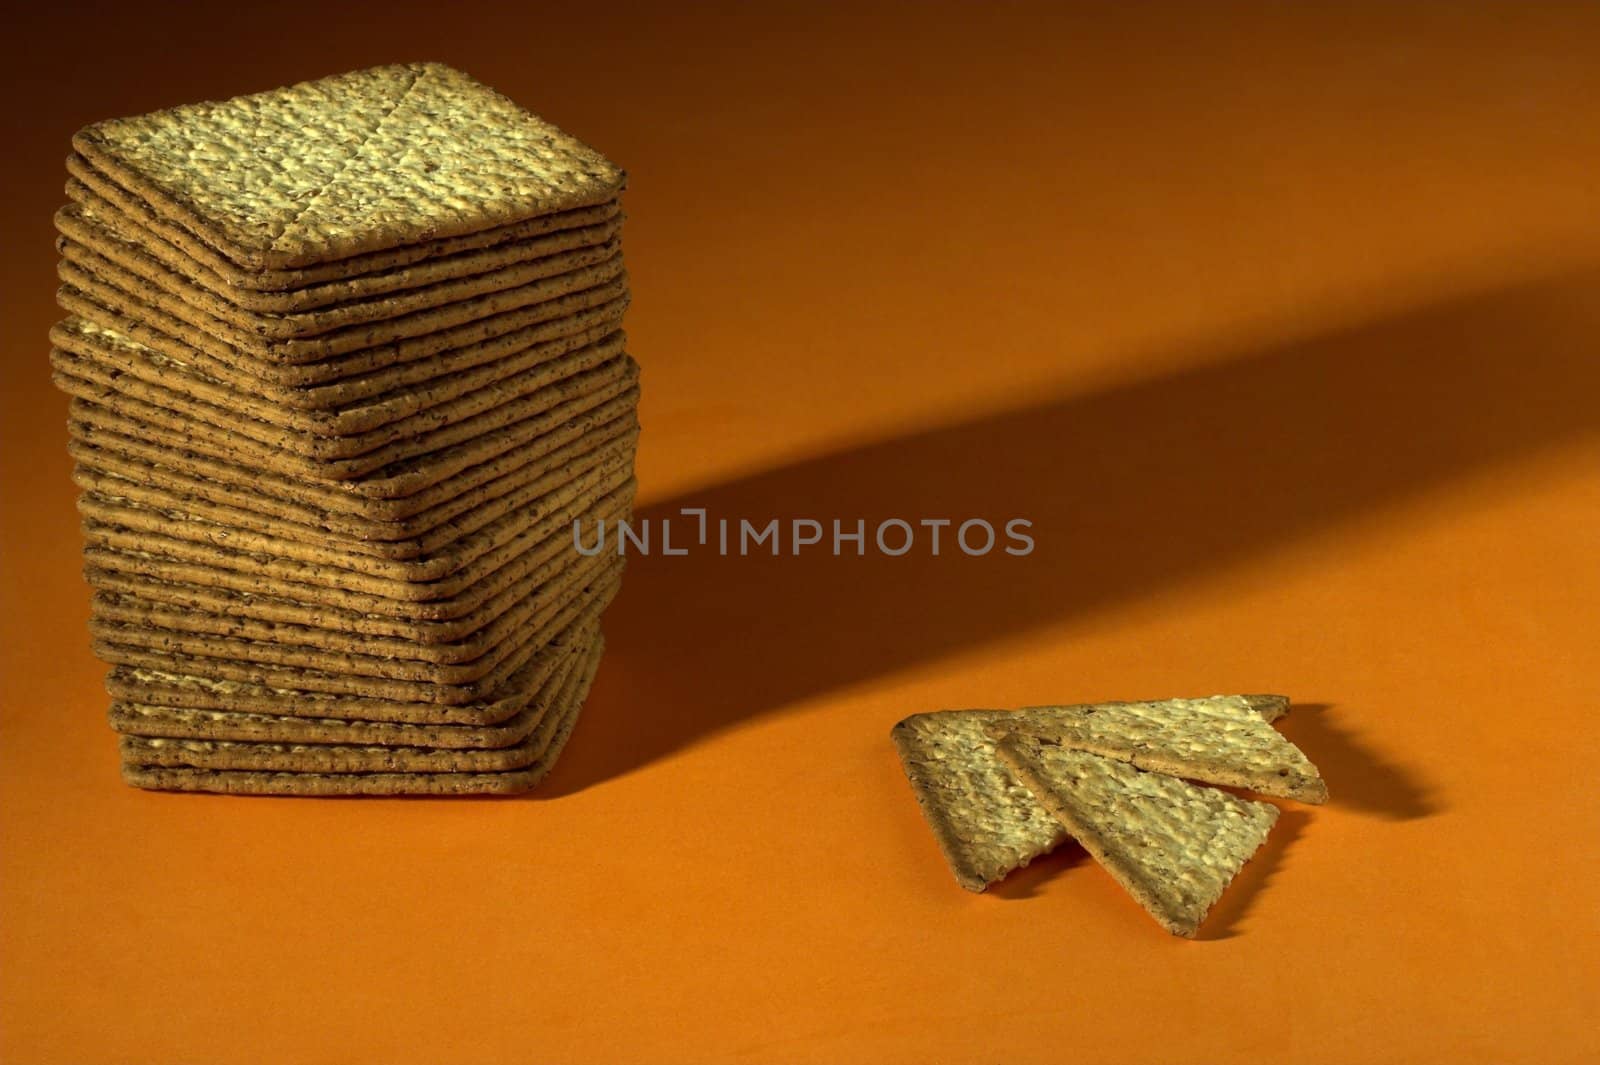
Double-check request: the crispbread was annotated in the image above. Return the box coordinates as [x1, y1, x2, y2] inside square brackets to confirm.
[52, 308, 630, 439]
[1008, 696, 1327, 804]
[68, 417, 637, 554]
[890, 711, 1067, 892]
[57, 212, 623, 339]
[59, 193, 622, 313]
[53, 231, 624, 361]
[994, 734, 1279, 937]
[82, 482, 635, 633]
[52, 328, 627, 464]
[73, 62, 624, 271]
[65, 152, 622, 293]
[70, 421, 639, 561]
[84, 507, 620, 670]
[118, 636, 599, 772]
[87, 537, 607, 667]
[57, 272, 631, 397]
[52, 345, 635, 478]
[76, 451, 631, 588]
[69, 387, 639, 524]
[890, 696, 1290, 891]
[60, 357, 638, 497]
[58, 63, 635, 795]
[92, 565, 623, 706]
[109, 619, 598, 747]
[72, 422, 636, 565]
[105, 594, 609, 725]
[118, 631, 603, 795]
[84, 496, 628, 645]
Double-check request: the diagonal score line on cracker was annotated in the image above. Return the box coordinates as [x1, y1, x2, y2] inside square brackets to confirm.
[891, 695, 1290, 892]
[268, 66, 424, 252]
[74, 63, 624, 269]
[994, 734, 1279, 937]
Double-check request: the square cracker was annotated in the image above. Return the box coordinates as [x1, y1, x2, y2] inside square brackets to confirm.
[118, 628, 604, 795]
[91, 565, 624, 707]
[56, 228, 624, 345]
[58, 191, 622, 313]
[51, 308, 631, 440]
[65, 152, 621, 294]
[81, 483, 636, 635]
[57, 354, 639, 496]
[70, 417, 640, 563]
[67, 387, 640, 526]
[52, 327, 630, 465]
[73, 62, 625, 270]
[56, 272, 631, 397]
[118, 633, 600, 773]
[51, 344, 637, 482]
[109, 618, 598, 748]
[85, 537, 620, 680]
[891, 696, 1289, 891]
[104, 592, 611, 726]
[994, 733, 1278, 937]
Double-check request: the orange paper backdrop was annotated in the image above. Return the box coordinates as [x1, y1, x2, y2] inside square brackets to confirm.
[2, 4, 1597, 1063]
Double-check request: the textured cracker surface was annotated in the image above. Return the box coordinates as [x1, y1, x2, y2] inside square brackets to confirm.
[59, 188, 620, 309]
[1014, 695, 1327, 804]
[92, 568, 621, 707]
[51, 298, 630, 428]
[56, 354, 640, 493]
[891, 711, 1068, 891]
[80, 487, 634, 639]
[57, 245, 627, 365]
[64, 397, 639, 533]
[65, 152, 620, 292]
[120, 629, 603, 795]
[86, 546, 618, 683]
[997, 735, 1279, 936]
[71, 428, 636, 569]
[75, 63, 624, 268]
[71, 421, 639, 563]
[104, 599, 606, 726]
[891, 695, 1291, 891]
[117, 637, 600, 772]
[51, 325, 630, 466]
[57, 271, 631, 395]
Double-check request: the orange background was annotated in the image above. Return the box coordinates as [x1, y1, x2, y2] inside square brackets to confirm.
[2, 4, 1598, 1063]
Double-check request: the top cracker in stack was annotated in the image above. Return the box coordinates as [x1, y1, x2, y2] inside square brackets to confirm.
[56, 62, 634, 485]
[52, 63, 639, 795]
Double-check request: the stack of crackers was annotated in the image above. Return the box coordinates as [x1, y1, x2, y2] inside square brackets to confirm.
[893, 695, 1326, 936]
[49, 63, 638, 796]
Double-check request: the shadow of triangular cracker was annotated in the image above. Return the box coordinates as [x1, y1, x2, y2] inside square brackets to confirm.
[1274, 704, 1438, 820]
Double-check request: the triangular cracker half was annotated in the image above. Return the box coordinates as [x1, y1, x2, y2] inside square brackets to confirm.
[890, 711, 1067, 892]
[1008, 695, 1326, 803]
[890, 695, 1289, 891]
[995, 734, 1279, 936]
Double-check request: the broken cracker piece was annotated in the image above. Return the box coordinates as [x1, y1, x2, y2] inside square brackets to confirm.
[891, 694, 1292, 891]
[1004, 695, 1326, 804]
[995, 733, 1279, 937]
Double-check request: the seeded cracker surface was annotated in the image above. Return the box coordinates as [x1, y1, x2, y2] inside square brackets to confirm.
[1010, 695, 1327, 804]
[996, 734, 1279, 936]
[74, 63, 625, 269]
[892, 696, 1291, 890]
